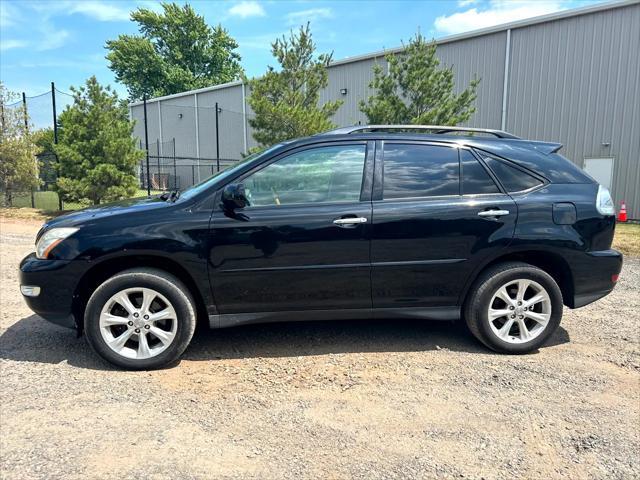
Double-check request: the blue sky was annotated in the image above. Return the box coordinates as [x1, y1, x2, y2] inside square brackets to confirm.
[1, 0, 604, 99]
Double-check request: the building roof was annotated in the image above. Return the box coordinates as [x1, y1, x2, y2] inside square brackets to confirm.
[129, 0, 638, 107]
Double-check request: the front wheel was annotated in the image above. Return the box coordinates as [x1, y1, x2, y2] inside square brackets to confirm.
[464, 262, 563, 354]
[84, 268, 196, 370]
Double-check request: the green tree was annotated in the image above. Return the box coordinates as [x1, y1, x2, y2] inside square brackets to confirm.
[0, 83, 40, 206]
[106, 2, 243, 100]
[54, 77, 143, 205]
[360, 33, 480, 125]
[247, 23, 342, 150]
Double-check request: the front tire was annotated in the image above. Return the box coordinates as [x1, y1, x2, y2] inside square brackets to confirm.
[84, 268, 196, 370]
[464, 262, 563, 354]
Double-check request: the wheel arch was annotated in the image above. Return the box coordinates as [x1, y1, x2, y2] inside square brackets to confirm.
[72, 254, 209, 333]
[460, 250, 575, 309]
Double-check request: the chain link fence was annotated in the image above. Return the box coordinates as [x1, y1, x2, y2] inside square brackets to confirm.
[2, 85, 244, 211]
[139, 138, 238, 191]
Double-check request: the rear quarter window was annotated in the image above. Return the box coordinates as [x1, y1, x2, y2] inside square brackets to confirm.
[482, 155, 544, 193]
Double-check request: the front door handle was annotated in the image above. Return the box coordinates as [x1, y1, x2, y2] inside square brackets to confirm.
[333, 217, 368, 225]
[478, 209, 510, 217]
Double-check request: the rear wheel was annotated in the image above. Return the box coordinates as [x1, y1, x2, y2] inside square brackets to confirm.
[464, 262, 563, 354]
[84, 268, 196, 370]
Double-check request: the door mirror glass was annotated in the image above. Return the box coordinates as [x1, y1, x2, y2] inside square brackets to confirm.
[222, 183, 249, 210]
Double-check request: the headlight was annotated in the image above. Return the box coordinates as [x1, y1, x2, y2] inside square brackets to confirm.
[35, 227, 79, 259]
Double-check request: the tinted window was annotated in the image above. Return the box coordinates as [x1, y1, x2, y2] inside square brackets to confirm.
[383, 144, 459, 199]
[244, 145, 366, 207]
[460, 150, 500, 194]
[483, 155, 543, 192]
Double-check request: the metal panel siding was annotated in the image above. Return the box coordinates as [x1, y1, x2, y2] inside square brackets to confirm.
[130, 102, 160, 149]
[507, 3, 640, 217]
[196, 85, 246, 159]
[321, 34, 505, 129]
[321, 56, 383, 126]
[160, 96, 196, 158]
[436, 31, 506, 129]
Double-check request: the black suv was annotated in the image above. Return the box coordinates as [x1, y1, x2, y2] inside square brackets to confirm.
[20, 125, 622, 369]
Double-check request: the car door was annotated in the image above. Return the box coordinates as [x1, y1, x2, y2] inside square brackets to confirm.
[371, 141, 517, 309]
[209, 141, 374, 314]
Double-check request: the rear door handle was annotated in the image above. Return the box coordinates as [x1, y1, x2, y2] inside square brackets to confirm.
[478, 209, 510, 217]
[333, 217, 368, 225]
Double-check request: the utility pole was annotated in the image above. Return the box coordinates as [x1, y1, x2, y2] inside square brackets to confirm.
[22, 92, 28, 131]
[143, 95, 151, 196]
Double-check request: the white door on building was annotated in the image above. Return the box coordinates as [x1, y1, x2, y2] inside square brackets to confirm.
[584, 157, 615, 190]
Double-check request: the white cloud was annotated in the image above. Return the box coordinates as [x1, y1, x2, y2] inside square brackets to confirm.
[0, 1, 20, 28]
[458, 0, 480, 6]
[27, 1, 131, 22]
[228, 1, 266, 19]
[0, 39, 28, 51]
[435, 0, 569, 35]
[36, 29, 71, 51]
[67, 1, 131, 22]
[286, 8, 333, 26]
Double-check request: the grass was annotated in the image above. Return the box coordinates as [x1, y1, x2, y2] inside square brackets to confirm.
[3, 205, 639, 257]
[6, 189, 163, 213]
[612, 223, 640, 257]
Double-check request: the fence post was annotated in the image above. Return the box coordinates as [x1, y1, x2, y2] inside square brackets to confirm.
[22, 93, 36, 208]
[51, 82, 63, 210]
[215, 102, 220, 172]
[143, 95, 151, 196]
[172, 138, 177, 190]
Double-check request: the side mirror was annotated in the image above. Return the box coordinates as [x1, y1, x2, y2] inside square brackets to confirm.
[221, 183, 249, 210]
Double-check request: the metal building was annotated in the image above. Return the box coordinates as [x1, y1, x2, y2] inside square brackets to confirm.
[130, 0, 640, 218]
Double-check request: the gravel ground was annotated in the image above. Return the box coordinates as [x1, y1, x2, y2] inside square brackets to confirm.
[1, 218, 639, 480]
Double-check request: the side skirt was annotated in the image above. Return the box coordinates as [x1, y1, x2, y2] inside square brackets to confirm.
[208, 306, 460, 329]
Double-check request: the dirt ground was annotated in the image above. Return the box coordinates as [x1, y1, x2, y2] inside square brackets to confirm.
[1, 218, 638, 480]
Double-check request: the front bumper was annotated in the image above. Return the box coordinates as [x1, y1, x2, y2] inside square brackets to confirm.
[19, 253, 91, 329]
[570, 249, 623, 308]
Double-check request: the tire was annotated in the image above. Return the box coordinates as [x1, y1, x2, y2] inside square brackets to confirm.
[84, 268, 196, 370]
[464, 262, 563, 354]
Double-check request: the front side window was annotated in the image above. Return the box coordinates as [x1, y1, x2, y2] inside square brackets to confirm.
[383, 144, 459, 199]
[244, 145, 366, 207]
[482, 154, 543, 193]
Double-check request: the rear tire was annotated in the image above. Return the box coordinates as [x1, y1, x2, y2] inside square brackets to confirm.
[464, 262, 563, 354]
[84, 268, 196, 370]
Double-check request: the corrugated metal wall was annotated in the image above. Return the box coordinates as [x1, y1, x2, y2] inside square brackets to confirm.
[130, 2, 639, 217]
[506, 2, 640, 218]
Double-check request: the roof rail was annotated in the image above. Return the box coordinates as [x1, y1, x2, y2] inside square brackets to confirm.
[323, 125, 520, 139]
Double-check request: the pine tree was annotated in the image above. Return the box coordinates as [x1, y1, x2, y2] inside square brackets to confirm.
[54, 77, 143, 205]
[247, 23, 342, 150]
[360, 33, 480, 126]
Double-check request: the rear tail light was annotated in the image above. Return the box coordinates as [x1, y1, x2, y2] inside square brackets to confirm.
[596, 185, 615, 216]
[611, 274, 619, 283]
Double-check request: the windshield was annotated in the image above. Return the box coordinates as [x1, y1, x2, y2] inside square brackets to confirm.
[177, 144, 283, 201]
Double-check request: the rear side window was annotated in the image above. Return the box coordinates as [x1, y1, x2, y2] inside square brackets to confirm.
[460, 150, 500, 194]
[482, 155, 543, 192]
[383, 144, 459, 199]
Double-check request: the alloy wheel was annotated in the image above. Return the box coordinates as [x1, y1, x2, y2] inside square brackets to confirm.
[487, 279, 552, 344]
[99, 287, 178, 360]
